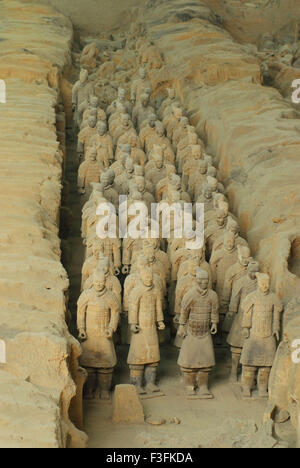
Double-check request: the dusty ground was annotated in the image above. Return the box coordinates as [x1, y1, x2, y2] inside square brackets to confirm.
[83, 344, 288, 448]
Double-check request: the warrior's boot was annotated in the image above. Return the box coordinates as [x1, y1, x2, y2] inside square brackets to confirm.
[97, 369, 113, 400]
[130, 366, 146, 395]
[183, 370, 197, 397]
[145, 365, 160, 393]
[197, 370, 213, 399]
[258, 367, 271, 398]
[230, 348, 241, 383]
[84, 368, 97, 400]
[241, 366, 256, 398]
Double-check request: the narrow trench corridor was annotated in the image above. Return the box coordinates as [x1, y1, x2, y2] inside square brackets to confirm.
[52, 0, 300, 448]
[60, 35, 297, 448]
[2, 0, 300, 449]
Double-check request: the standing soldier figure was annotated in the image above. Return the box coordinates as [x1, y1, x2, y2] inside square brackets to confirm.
[77, 271, 120, 400]
[240, 273, 283, 399]
[226, 261, 260, 383]
[127, 267, 165, 396]
[177, 268, 219, 399]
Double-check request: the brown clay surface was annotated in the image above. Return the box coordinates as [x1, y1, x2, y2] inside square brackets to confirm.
[84, 345, 278, 448]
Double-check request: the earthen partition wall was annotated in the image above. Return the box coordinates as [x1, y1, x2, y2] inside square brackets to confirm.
[141, 0, 300, 429]
[0, 0, 87, 448]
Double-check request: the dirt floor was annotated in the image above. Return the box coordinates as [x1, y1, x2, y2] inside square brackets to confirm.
[83, 343, 295, 448]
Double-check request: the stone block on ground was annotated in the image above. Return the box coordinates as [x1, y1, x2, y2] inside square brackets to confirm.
[112, 384, 145, 424]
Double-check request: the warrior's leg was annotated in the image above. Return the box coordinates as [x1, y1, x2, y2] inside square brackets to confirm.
[84, 367, 97, 400]
[230, 347, 242, 383]
[129, 365, 146, 395]
[197, 368, 213, 398]
[96, 368, 114, 400]
[241, 366, 256, 398]
[181, 367, 197, 397]
[258, 367, 271, 398]
[145, 363, 160, 393]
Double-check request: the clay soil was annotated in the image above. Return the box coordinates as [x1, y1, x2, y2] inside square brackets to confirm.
[83, 344, 290, 449]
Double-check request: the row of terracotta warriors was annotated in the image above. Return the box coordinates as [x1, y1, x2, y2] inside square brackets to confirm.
[72, 48, 283, 402]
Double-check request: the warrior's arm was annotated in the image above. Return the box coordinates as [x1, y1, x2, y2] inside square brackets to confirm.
[109, 293, 121, 332]
[221, 271, 234, 306]
[72, 82, 79, 106]
[77, 162, 87, 189]
[156, 289, 164, 323]
[122, 238, 133, 266]
[107, 137, 114, 161]
[113, 239, 122, 269]
[77, 292, 89, 330]
[241, 295, 254, 329]
[77, 129, 85, 153]
[211, 292, 219, 325]
[209, 253, 220, 285]
[229, 284, 242, 314]
[273, 296, 283, 334]
[179, 292, 192, 325]
[128, 289, 141, 325]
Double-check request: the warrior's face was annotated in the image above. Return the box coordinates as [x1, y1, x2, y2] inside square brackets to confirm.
[98, 123, 106, 135]
[139, 68, 146, 80]
[122, 116, 130, 128]
[141, 267, 153, 287]
[199, 162, 207, 175]
[156, 126, 164, 138]
[204, 187, 212, 199]
[238, 248, 251, 267]
[196, 272, 209, 291]
[216, 212, 225, 227]
[80, 70, 88, 84]
[90, 97, 99, 108]
[149, 117, 156, 128]
[155, 155, 163, 169]
[169, 88, 176, 100]
[93, 272, 106, 292]
[89, 117, 97, 128]
[257, 276, 270, 294]
[225, 235, 235, 251]
[130, 136, 138, 148]
[90, 149, 97, 161]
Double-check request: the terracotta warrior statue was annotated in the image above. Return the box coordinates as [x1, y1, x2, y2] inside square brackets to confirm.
[128, 134, 147, 167]
[186, 158, 207, 200]
[80, 43, 99, 70]
[72, 69, 94, 128]
[226, 261, 260, 383]
[133, 93, 155, 132]
[100, 170, 119, 211]
[115, 157, 135, 194]
[159, 88, 177, 119]
[77, 147, 103, 199]
[139, 113, 157, 152]
[130, 67, 152, 105]
[91, 121, 114, 166]
[210, 232, 238, 332]
[81, 96, 106, 128]
[177, 268, 219, 399]
[146, 152, 170, 189]
[127, 266, 165, 395]
[77, 115, 97, 161]
[172, 116, 189, 149]
[240, 273, 283, 398]
[77, 270, 120, 400]
[114, 114, 137, 147]
[148, 123, 175, 164]
[221, 245, 251, 332]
